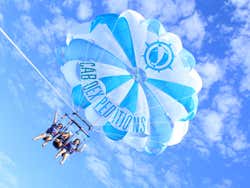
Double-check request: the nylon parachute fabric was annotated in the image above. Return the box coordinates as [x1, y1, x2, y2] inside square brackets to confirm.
[59, 10, 202, 154]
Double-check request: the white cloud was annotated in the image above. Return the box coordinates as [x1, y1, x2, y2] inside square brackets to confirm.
[36, 85, 65, 110]
[213, 87, 250, 157]
[42, 15, 73, 42]
[105, 0, 205, 49]
[7, 79, 25, 97]
[229, 34, 250, 92]
[196, 56, 224, 101]
[164, 168, 182, 188]
[175, 12, 206, 48]
[15, 0, 31, 11]
[198, 110, 224, 142]
[34, 70, 71, 110]
[191, 138, 210, 156]
[191, 1, 250, 160]
[137, 0, 195, 23]
[202, 178, 233, 188]
[213, 86, 241, 116]
[63, 0, 75, 7]
[4, 14, 75, 112]
[85, 156, 121, 188]
[77, 0, 93, 21]
[227, 0, 250, 93]
[15, 10, 88, 54]
[215, 179, 232, 188]
[193, 85, 249, 159]
[83, 135, 168, 188]
[37, 44, 52, 56]
[0, 152, 17, 188]
[160, 1, 180, 23]
[6, 77, 26, 111]
[230, 1, 250, 23]
[176, 0, 195, 18]
[231, 131, 249, 151]
[5, 2, 249, 187]
[218, 24, 234, 34]
[42, 15, 89, 45]
[16, 16, 44, 49]
[116, 153, 133, 170]
[196, 58, 223, 90]
[137, 0, 162, 18]
[0, 13, 3, 24]
[9, 8, 91, 113]
[48, 5, 62, 15]
[103, 0, 128, 13]
[230, 0, 250, 8]
[0, 153, 15, 167]
[141, 0, 179, 22]
[161, 0, 195, 23]
[135, 0, 206, 50]
[86, 156, 110, 181]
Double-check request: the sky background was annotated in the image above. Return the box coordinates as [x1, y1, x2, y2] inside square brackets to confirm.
[0, 0, 250, 188]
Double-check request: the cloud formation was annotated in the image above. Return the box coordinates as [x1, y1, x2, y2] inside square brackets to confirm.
[0, 152, 17, 188]
[77, 0, 93, 21]
[103, 0, 129, 13]
[1, 1, 249, 187]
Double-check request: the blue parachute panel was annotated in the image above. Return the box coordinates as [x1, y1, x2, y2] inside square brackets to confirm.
[103, 122, 127, 140]
[179, 49, 196, 70]
[142, 84, 173, 154]
[60, 10, 202, 154]
[71, 84, 91, 108]
[145, 19, 164, 35]
[179, 95, 198, 121]
[64, 39, 128, 70]
[91, 14, 137, 67]
[100, 75, 132, 93]
[147, 78, 197, 120]
[90, 14, 118, 32]
[119, 82, 139, 113]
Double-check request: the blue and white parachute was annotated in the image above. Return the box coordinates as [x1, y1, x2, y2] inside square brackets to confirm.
[60, 10, 202, 154]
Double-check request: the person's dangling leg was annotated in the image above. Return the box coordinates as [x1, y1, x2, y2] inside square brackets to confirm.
[55, 148, 66, 159]
[60, 153, 70, 165]
[42, 136, 52, 147]
[33, 133, 47, 141]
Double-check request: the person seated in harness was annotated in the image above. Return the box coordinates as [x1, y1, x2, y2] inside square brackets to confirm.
[55, 138, 87, 165]
[33, 112, 65, 147]
[53, 131, 72, 149]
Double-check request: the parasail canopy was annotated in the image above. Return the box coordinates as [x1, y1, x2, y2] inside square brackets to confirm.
[60, 10, 202, 154]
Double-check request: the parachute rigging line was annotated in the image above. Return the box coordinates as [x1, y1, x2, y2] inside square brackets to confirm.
[0, 27, 75, 111]
[0, 27, 105, 136]
[0, 27, 161, 139]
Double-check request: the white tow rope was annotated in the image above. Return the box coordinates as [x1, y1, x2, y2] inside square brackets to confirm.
[0, 27, 75, 111]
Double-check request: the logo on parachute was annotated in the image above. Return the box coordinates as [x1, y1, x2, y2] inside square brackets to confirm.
[144, 41, 174, 72]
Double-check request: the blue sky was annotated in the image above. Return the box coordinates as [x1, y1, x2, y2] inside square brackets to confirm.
[0, 0, 250, 188]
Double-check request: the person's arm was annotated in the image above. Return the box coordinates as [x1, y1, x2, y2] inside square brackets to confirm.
[77, 144, 87, 152]
[52, 111, 58, 124]
[55, 131, 62, 137]
[61, 113, 67, 119]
